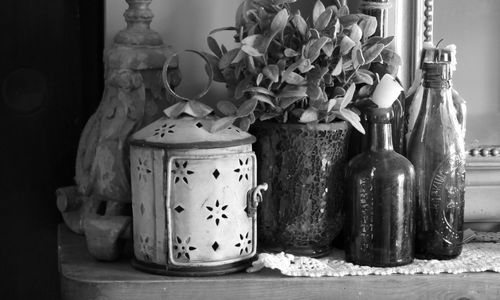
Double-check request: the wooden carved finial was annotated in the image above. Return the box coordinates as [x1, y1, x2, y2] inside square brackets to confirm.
[424, 0, 433, 43]
[114, 0, 163, 46]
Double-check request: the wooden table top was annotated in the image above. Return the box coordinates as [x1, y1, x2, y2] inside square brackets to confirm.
[58, 224, 500, 300]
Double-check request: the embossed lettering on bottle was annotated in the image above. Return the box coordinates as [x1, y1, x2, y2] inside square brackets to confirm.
[358, 176, 374, 256]
[428, 154, 465, 245]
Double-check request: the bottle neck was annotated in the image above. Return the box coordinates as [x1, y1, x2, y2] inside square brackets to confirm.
[422, 62, 453, 89]
[369, 122, 393, 151]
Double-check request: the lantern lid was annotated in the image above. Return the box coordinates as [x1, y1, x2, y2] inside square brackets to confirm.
[130, 115, 256, 149]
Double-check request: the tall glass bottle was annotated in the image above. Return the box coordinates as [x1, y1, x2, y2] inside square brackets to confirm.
[405, 46, 466, 154]
[407, 58, 466, 259]
[346, 107, 415, 267]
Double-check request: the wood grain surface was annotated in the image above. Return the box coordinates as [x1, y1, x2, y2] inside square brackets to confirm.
[59, 225, 500, 300]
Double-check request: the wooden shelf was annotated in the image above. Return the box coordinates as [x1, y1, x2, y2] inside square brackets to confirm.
[59, 224, 500, 300]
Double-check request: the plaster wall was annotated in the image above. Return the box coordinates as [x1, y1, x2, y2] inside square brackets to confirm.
[105, 0, 500, 144]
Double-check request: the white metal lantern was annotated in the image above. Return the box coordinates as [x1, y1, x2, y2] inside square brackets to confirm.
[129, 113, 267, 276]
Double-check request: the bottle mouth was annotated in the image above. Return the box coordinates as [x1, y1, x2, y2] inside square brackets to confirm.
[366, 107, 394, 123]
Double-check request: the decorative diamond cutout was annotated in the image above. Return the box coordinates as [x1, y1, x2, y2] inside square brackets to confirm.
[212, 241, 219, 251]
[174, 205, 184, 213]
[196, 122, 203, 128]
[213, 169, 220, 179]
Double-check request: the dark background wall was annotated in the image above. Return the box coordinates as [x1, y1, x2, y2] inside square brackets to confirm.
[0, 1, 103, 299]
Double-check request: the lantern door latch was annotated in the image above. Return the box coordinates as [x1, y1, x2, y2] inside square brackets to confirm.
[246, 183, 268, 218]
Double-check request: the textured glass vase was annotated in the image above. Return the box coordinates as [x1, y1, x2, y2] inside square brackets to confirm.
[345, 107, 415, 267]
[407, 60, 466, 260]
[251, 121, 350, 257]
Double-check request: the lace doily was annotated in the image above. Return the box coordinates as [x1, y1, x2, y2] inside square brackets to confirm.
[248, 231, 500, 277]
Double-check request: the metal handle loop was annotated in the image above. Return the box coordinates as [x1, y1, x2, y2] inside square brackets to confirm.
[162, 49, 214, 102]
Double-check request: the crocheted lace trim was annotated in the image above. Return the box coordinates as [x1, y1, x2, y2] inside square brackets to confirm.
[247, 231, 500, 277]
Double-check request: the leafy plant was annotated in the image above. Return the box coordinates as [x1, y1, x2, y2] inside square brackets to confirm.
[204, 0, 402, 133]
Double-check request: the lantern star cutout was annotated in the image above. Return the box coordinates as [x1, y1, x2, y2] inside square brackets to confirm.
[206, 199, 228, 226]
[172, 160, 194, 184]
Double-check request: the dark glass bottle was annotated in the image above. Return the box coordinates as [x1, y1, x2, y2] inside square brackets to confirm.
[346, 107, 415, 267]
[405, 46, 466, 154]
[407, 60, 466, 259]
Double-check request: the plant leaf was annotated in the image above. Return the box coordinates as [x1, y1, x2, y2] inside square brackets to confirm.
[335, 109, 365, 134]
[274, 0, 298, 5]
[283, 58, 303, 81]
[292, 12, 308, 38]
[270, 9, 289, 37]
[256, 73, 264, 85]
[218, 48, 240, 69]
[381, 48, 403, 66]
[372, 54, 383, 63]
[284, 48, 300, 57]
[363, 43, 385, 64]
[313, 0, 326, 25]
[322, 41, 334, 57]
[210, 116, 236, 133]
[278, 85, 308, 98]
[352, 45, 365, 69]
[355, 70, 374, 85]
[220, 44, 228, 54]
[340, 36, 356, 55]
[244, 86, 276, 97]
[241, 45, 263, 57]
[379, 36, 395, 46]
[309, 28, 320, 39]
[279, 96, 305, 109]
[338, 4, 350, 17]
[307, 66, 329, 84]
[260, 112, 281, 121]
[307, 83, 322, 100]
[263, 65, 280, 82]
[252, 94, 275, 107]
[299, 108, 319, 123]
[246, 56, 257, 74]
[314, 8, 333, 31]
[339, 14, 359, 27]
[327, 98, 337, 112]
[232, 50, 247, 64]
[332, 86, 346, 98]
[341, 83, 356, 108]
[209, 26, 237, 35]
[248, 111, 256, 123]
[207, 36, 222, 58]
[217, 100, 238, 116]
[349, 23, 362, 43]
[241, 34, 266, 56]
[234, 76, 253, 99]
[331, 57, 343, 76]
[202, 52, 225, 82]
[285, 72, 307, 85]
[306, 36, 331, 62]
[358, 84, 374, 98]
[359, 16, 377, 38]
[237, 98, 258, 116]
[238, 116, 251, 131]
